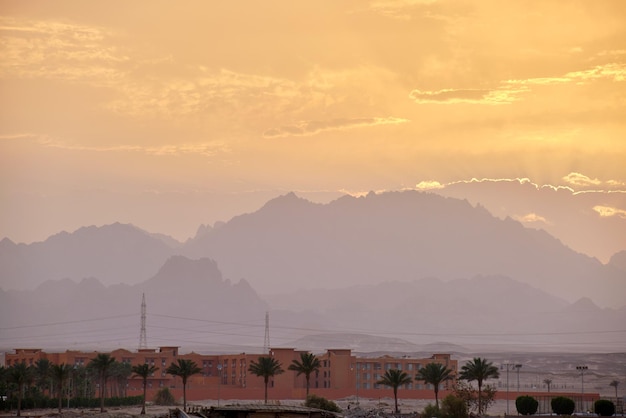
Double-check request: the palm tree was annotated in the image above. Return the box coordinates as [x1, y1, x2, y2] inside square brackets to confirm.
[0, 366, 7, 391]
[288, 352, 321, 397]
[51, 363, 72, 413]
[9, 361, 33, 417]
[376, 368, 413, 413]
[110, 361, 132, 397]
[248, 356, 284, 404]
[415, 362, 454, 409]
[166, 359, 201, 411]
[459, 357, 500, 415]
[71, 365, 91, 399]
[88, 353, 115, 412]
[34, 358, 52, 397]
[543, 378, 552, 392]
[132, 363, 159, 414]
[609, 380, 620, 405]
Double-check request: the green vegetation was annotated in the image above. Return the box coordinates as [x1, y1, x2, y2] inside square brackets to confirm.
[88, 353, 116, 412]
[132, 363, 159, 414]
[166, 359, 201, 412]
[154, 387, 176, 406]
[248, 356, 284, 404]
[8, 361, 33, 416]
[516, 395, 539, 415]
[551, 396, 575, 415]
[453, 380, 496, 416]
[415, 362, 454, 409]
[594, 399, 615, 416]
[543, 378, 553, 392]
[422, 403, 440, 418]
[51, 363, 72, 413]
[459, 357, 500, 415]
[610, 380, 620, 403]
[376, 368, 413, 413]
[288, 352, 321, 397]
[440, 394, 468, 418]
[34, 359, 52, 398]
[304, 394, 341, 412]
[422, 395, 467, 418]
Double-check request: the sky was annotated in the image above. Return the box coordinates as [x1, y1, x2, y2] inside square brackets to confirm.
[1, 0, 625, 260]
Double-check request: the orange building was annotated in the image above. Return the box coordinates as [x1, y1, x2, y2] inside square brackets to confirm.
[4, 347, 457, 403]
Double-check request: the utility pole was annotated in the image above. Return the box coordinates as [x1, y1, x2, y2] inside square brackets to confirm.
[515, 364, 522, 397]
[576, 365, 588, 413]
[263, 312, 270, 354]
[502, 362, 520, 416]
[139, 293, 147, 349]
[503, 362, 511, 415]
[217, 363, 222, 407]
[351, 363, 360, 405]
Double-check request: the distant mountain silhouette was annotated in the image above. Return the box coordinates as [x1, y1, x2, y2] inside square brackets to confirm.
[1, 255, 624, 352]
[1, 191, 625, 310]
[183, 191, 625, 308]
[266, 275, 626, 349]
[608, 250, 626, 273]
[0, 223, 179, 290]
[0, 255, 268, 351]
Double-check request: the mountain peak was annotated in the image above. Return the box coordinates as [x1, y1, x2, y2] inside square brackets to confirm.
[608, 250, 626, 272]
[0, 237, 16, 247]
[565, 297, 601, 312]
[262, 192, 310, 207]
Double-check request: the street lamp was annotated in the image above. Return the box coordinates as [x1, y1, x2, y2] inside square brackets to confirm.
[217, 363, 222, 407]
[351, 363, 360, 405]
[502, 362, 522, 415]
[515, 364, 522, 396]
[576, 365, 588, 413]
[502, 362, 511, 415]
[514, 364, 523, 415]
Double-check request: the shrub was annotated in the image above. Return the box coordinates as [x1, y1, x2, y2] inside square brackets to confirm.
[305, 394, 341, 413]
[594, 399, 615, 416]
[441, 394, 468, 418]
[516, 395, 539, 415]
[422, 403, 439, 418]
[154, 387, 176, 406]
[551, 396, 575, 415]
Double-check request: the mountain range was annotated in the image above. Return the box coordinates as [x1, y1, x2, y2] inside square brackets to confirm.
[4, 190, 623, 305]
[1, 254, 624, 352]
[1, 190, 625, 352]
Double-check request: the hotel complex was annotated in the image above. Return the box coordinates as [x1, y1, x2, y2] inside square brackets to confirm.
[4, 347, 456, 402]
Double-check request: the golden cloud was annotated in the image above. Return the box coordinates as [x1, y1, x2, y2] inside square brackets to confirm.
[593, 205, 626, 219]
[515, 213, 550, 225]
[0, 17, 127, 84]
[368, 0, 439, 20]
[262, 117, 409, 139]
[562, 172, 602, 187]
[412, 175, 626, 194]
[409, 87, 525, 105]
[411, 63, 626, 105]
[2, 132, 228, 157]
[415, 180, 444, 190]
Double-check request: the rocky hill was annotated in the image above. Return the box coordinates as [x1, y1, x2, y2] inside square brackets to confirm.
[0, 256, 268, 351]
[1, 191, 624, 309]
[183, 191, 625, 308]
[0, 222, 178, 290]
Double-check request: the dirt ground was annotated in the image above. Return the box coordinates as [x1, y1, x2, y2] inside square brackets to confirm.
[1, 397, 614, 418]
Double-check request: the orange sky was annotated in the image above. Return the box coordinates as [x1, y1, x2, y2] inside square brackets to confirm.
[1, 0, 625, 254]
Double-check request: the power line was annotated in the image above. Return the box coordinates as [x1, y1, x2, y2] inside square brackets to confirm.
[0, 313, 137, 330]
